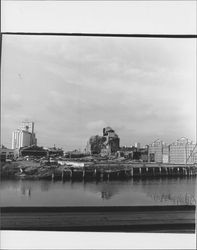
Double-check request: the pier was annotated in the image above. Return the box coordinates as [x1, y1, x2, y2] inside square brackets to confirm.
[1, 160, 196, 181]
[57, 163, 197, 181]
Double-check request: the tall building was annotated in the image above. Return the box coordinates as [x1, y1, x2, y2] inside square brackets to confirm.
[134, 142, 141, 149]
[12, 122, 37, 149]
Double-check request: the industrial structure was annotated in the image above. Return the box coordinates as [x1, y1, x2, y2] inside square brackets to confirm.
[169, 137, 197, 164]
[86, 127, 120, 155]
[19, 145, 47, 157]
[4, 120, 197, 165]
[12, 121, 37, 149]
[45, 146, 64, 157]
[148, 137, 197, 164]
[0, 145, 16, 162]
[102, 127, 120, 155]
[148, 139, 168, 163]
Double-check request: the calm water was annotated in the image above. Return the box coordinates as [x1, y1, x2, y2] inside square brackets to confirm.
[0, 177, 196, 207]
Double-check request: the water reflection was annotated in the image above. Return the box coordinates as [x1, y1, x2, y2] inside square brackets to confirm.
[147, 192, 196, 205]
[0, 177, 196, 206]
[21, 186, 31, 197]
[20, 182, 32, 198]
[40, 180, 51, 192]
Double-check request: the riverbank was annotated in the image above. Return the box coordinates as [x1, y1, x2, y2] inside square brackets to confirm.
[1, 205, 195, 233]
[1, 160, 197, 180]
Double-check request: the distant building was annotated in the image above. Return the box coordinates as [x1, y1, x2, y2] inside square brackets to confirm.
[19, 145, 47, 157]
[0, 146, 18, 161]
[102, 127, 120, 155]
[12, 121, 37, 149]
[169, 137, 197, 164]
[134, 142, 141, 149]
[45, 147, 64, 157]
[64, 150, 86, 158]
[117, 146, 148, 162]
[139, 148, 148, 162]
[148, 139, 168, 163]
[86, 127, 120, 156]
[117, 146, 133, 159]
[148, 137, 197, 164]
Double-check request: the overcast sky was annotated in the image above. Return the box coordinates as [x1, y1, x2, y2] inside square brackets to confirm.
[1, 35, 196, 150]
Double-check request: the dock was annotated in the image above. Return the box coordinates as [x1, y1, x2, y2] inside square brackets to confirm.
[2, 161, 196, 180]
[58, 163, 197, 181]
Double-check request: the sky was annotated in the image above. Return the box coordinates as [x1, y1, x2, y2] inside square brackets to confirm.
[1, 35, 196, 150]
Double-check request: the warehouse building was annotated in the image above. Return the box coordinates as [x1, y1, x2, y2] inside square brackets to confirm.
[148, 139, 167, 163]
[169, 137, 197, 164]
[148, 137, 197, 164]
[12, 121, 37, 149]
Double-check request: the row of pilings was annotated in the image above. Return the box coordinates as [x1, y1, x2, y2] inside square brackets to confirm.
[51, 164, 197, 181]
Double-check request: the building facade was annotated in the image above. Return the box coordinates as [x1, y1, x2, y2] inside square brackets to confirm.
[0, 145, 18, 161]
[46, 147, 64, 157]
[19, 145, 47, 157]
[148, 139, 166, 163]
[12, 122, 37, 149]
[86, 127, 120, 156]
[148, 137, 197, 164]
[169, 137, 197, 164]
[134, 142, 141, 149]
[102, 127, 120, 155]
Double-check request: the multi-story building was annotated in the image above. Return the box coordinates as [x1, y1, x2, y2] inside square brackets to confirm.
[0, 145, 18, 161]
[148, 139, 166, 163]
[169, 137, 197, 164]
[134, 142, 141, 150]
[12, 122, 37, 149]
[102, 127, 120, 154]
[148, 137, 197, 164]
[86, 127, 120, 155]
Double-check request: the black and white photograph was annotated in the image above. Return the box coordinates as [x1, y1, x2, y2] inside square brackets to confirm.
[0, 1, 196, 249]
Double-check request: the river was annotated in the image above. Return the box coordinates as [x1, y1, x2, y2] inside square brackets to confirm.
[0, 177, 196, 207]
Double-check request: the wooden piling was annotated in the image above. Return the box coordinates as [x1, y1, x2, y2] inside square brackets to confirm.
[139, 168, 142, 176]
[70, 170, 73, 179]
[186, 167, 189, 176]
[83, 170, 85, 179]
[52, 173, 54, 180]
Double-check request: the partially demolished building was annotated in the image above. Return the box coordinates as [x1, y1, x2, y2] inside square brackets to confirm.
[86, 127, 120, 156]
